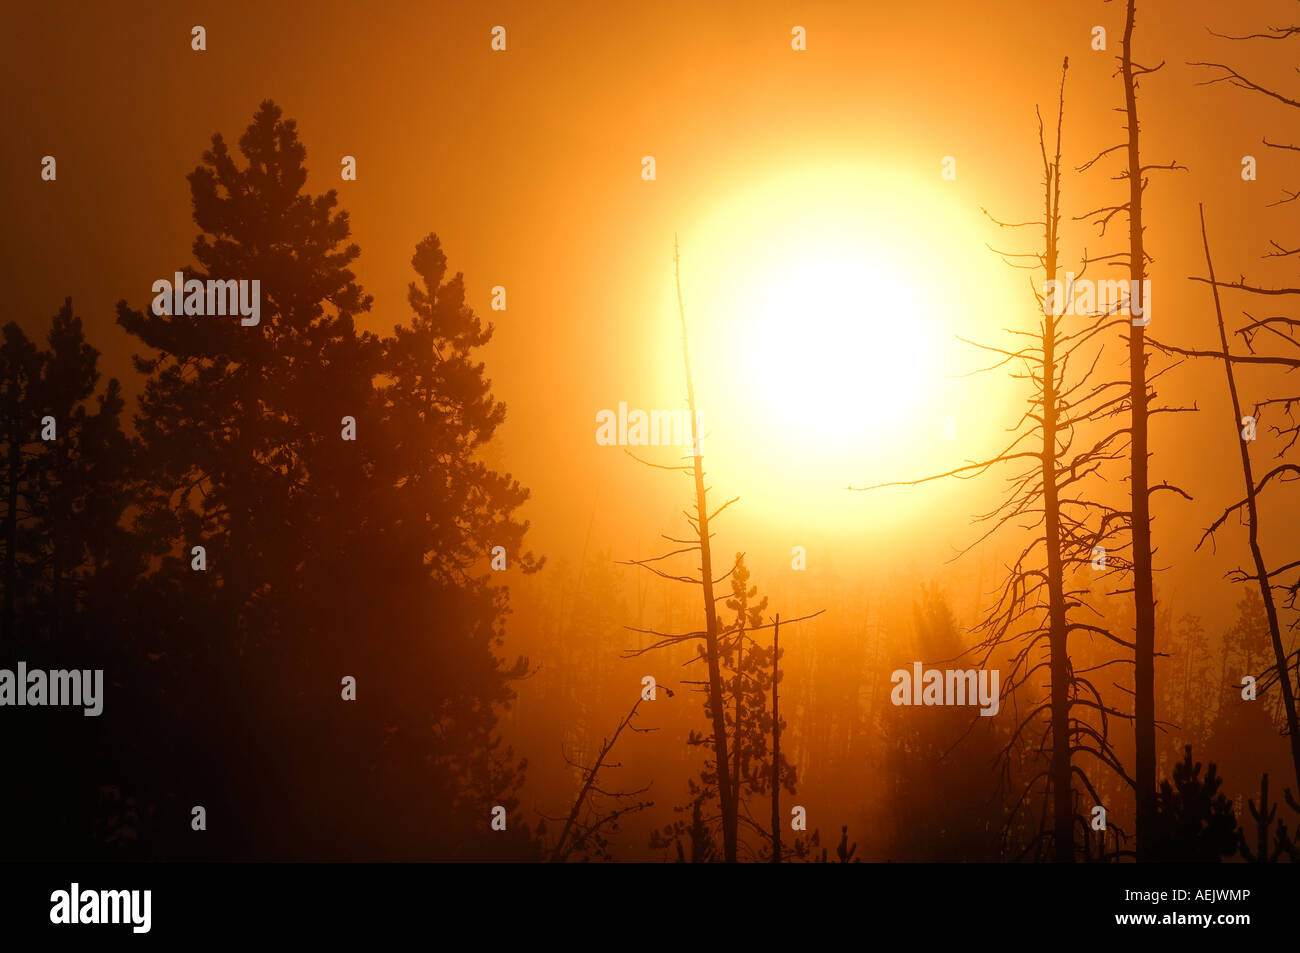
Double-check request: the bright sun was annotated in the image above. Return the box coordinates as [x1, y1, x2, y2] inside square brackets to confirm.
[653, 160, 1025, 533]
[739, 244, 939, 448]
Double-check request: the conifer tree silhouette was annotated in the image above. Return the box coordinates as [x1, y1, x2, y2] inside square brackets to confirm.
[1237, 772, 1298, 862]
[112, 101, 540, 859]
[0, 299, 134, 859]
[1149, 746, 1238, 862]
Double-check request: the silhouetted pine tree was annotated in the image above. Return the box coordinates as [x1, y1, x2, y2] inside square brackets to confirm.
[114, 101, 540, 859]
[0, 298, 139, 859]
[675, 555, 797, 860]
[1237, 773, 1298, 862]
[1149, 746, 1239, 862]
[333, 232, 543, 858]
[29, 299, 135, 640]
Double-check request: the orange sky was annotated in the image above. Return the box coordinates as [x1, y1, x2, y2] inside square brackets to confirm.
[7, 0, 1300, 646]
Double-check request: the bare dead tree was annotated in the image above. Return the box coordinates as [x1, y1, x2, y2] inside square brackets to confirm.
[1181, 205, 1300, 795]
[854, 58, 1134, 862]
[771, 613, 782, 863]
[1138, 14, 1300, 795]
[616, 235, 739, 860]
[1120, 3, 1158, 859]
[548, 694, 654, 862]
[1076, 0, 1191, 859]
[624, 587, 822, 861]
[672, 235, 740, 861]
[619, 238, 821, 862]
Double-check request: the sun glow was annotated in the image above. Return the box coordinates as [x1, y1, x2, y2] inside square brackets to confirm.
[737, 244, 940, 448]
[656, 160, 1025, 533]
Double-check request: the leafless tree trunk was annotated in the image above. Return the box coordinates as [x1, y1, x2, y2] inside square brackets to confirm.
[1040, 73, 1073, 862]
[550, 696, 652, 862]
[1192, 204, 1300, 792]
[861, 57, 1135, 861]
[1149, 15, 1300, 795]
[1120, 0, 1158, 859]
[770, 614, 782, 863]
[623, 241, 823, 862]
[674, 238, 739, 862]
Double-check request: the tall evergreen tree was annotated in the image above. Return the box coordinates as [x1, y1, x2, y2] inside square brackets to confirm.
[0, 299, 137, 860]
[114, 101, 541, 859]
[118, 99, 378, 639]
[31, 299, 133, 639]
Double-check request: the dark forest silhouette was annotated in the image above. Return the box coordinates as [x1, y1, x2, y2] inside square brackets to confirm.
[2, 101, 542, 860]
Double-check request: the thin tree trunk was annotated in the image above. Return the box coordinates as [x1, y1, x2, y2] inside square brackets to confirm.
[1045, 361, 1073, 862]
[1043, 204, 1072, 864]
[732, 627, 743, 828]
[1197, 204, 1300, 793]
[1121, 0, 1157, 859]
[674, 235, 737, 862]
[550, 697, 643, 862]
[771, 614, 781, 863]
[1041, 57, 1073, 863]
